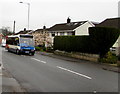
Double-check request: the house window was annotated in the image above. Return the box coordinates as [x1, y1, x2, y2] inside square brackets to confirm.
[67, 32, 72, 36]
[56, 32, 58, 36]
[51, 33, 55, 37]
[60, 32, 64, 36]
[72, 32, 75, 35]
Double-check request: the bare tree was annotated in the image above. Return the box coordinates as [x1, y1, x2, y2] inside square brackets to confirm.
[1, 27, 13, 36]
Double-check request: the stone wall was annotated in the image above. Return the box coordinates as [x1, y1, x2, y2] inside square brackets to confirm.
[54, 50, 99, 62]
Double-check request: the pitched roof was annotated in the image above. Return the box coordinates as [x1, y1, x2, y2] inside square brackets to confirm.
[96, 17, 120, 29]
[15, 30, 32, 35]
[31, 29, 43, 33]
[91, 21, 99, 26]
[49, 21, 88, 31]
[32, 28, 50, 33]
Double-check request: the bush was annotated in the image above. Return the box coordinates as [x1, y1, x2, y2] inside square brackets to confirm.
[99, 51, 118, 64]
[46, 47, 54, 52]
[35, 46, 41, 51]
[35, 46, 45, 51]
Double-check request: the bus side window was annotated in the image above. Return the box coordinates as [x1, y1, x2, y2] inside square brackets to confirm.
[14, 38, 19, 45]
[6, 37, 12, 45]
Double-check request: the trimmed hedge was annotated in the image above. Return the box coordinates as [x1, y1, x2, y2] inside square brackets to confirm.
[54, 27, 120, 57]
[54, 36, 91, 53]
[89, 27, 120, 57]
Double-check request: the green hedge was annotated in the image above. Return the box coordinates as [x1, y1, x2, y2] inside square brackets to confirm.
[54, 27, 120, 57]
[89, 27, 120, 57]
[54, 36, 91, 53]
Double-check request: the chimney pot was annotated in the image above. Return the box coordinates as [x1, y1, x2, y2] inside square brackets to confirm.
[67, 17, 71, 23]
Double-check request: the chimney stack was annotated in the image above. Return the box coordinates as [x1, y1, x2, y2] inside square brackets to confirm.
[43, 25, 46, 30]
[67, 17, 71, 23]
[24, 28, 26, 31]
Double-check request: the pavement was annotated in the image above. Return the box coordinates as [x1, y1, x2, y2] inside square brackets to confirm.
[0, 63, 26, 93]
[0, 47, 25, 93]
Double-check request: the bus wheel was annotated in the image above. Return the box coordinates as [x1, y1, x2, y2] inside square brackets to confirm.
[16, 49, 20, 55]
[29, 52, 34, 56]
[8, 48, 10, 52]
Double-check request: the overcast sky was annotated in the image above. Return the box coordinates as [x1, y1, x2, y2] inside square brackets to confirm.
[0, 0, 119, 33]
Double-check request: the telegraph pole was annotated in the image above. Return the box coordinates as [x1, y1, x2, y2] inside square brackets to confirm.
[13, 21, 15, 34]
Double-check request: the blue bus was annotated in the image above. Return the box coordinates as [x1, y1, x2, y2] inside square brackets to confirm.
[6, 34, 35, 55]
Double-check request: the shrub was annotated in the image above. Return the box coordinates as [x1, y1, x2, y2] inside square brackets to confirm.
[42, 47, 47, 51]
[46, 47, 54, 52]
[35, 46, 45, 51]
[99, 51, 118, 64]
[35, 46, 41, 51]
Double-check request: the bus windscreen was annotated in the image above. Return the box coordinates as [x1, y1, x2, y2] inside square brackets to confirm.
[20, 38, 34, 46]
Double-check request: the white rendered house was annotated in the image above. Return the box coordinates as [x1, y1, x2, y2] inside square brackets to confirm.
[49, 18, 96, 44]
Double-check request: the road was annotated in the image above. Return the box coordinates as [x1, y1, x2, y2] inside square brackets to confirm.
[2, 47, 119, 92]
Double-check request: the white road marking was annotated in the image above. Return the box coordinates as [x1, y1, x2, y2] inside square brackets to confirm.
[40, 61, 47, 64]
[31, 58, 46, 64]
[57, 66, 92, 80]
[31, 58, 91, 79]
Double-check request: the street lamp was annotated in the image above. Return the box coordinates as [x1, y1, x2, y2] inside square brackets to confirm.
[19, 1, 30, 30]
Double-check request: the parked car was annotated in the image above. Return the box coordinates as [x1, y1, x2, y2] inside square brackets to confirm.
[1, 39, 6, 47]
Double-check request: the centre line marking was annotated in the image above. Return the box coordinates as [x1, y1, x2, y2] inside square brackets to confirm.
[57, 66, 92, 80]
[41, 61, 47, 64]
[31, 58, 46, 64]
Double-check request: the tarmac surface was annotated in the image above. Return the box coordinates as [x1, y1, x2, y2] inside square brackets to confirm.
[37, 51, 120, 73]
[0, 49, 120, 93]
[0, 46, 25, 93]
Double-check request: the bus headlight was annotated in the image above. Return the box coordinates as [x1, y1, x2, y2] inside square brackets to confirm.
[18, 47, 21, 50]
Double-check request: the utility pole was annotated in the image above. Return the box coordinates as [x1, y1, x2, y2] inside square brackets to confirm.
[13, 21, 15, 34]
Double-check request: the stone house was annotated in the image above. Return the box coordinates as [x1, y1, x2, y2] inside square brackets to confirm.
[29, 26, 52, 47]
